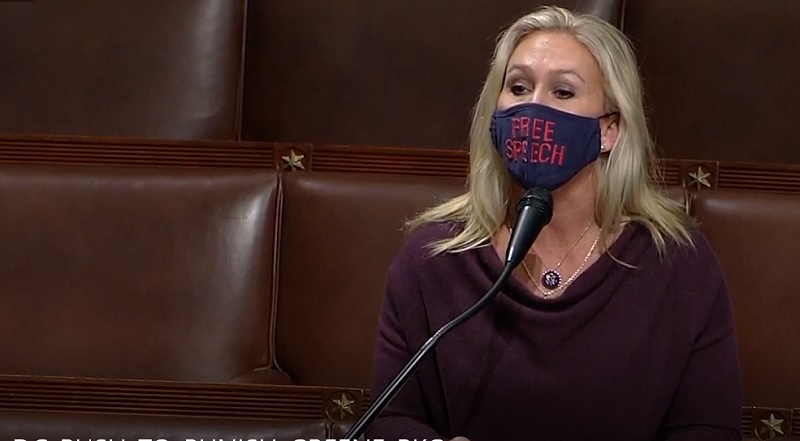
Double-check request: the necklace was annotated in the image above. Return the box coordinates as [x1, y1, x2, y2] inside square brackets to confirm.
[520, 228, 601, 298]
[537, 223, 591, 289]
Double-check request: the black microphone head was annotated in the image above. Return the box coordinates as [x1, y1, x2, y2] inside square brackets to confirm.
[517, 187, 553, 222]
[505, 187, 553, 267]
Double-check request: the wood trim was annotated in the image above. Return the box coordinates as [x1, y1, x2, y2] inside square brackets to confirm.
[0, 133, 273, 169]
[0, 374, 368, 423]
[0, 375, 791, 438]
[743, 406, 798, 440]
[272, 142, 469, 176]
[311, 143, 469, 177]
[2, 134, 800, 194]
[659, 158, 800, 194]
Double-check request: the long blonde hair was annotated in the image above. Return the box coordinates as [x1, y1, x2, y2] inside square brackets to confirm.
[407, 5, 693, 255]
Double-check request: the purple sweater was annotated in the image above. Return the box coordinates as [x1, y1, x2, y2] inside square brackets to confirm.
[366, 221, 742, 441]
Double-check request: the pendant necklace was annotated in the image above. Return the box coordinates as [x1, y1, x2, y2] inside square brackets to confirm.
[537, 223, 592, 290]
[523, 228, 602, 298]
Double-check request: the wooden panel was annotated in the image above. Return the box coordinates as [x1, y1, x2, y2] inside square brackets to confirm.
[0, 135, 797, 436]
[625, 0, 800, 164]
[795, 411, 800, 438]
[0, 0, 246, 140]
[742, 407, 798, 440]
[0, 375, 791, 438]
[3, 134, 800, 195]
[273, 142, 469, 177]
[0, 134, 272, 168]
[241, 0, 597, 148]
[0, 374, 368, 423]
[718, 162, 800, 194]
[658, 159, 800, 195]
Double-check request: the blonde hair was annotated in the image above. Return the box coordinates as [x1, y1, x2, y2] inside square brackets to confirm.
[407, 5, 693, 256]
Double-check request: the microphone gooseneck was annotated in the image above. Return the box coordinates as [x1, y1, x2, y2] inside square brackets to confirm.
[343, 187, 553, 440]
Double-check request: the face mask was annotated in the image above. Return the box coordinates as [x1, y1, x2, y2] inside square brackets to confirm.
[490, 102, 613, 191]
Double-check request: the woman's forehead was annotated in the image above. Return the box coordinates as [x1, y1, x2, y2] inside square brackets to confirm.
[507, 32, 600, 78]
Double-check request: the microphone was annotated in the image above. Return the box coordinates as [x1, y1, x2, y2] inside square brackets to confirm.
[504, 186, 554, 267]
[343, 187, 553, 440]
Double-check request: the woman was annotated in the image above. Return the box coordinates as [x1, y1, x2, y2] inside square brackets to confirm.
[366, 5, 742, 441]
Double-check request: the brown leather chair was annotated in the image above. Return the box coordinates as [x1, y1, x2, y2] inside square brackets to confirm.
[242, 0, 623, 147]
[623, 0, 800, 164]
[0, 1, 246, 139]
[1, 161, 796, 439]
[692, 189, 800, 411]
[0, 163, 287, 384]
[274, 171, 467, 388]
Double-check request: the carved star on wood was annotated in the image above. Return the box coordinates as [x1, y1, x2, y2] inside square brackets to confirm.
[759, 413, 785, 439]
[281, 150, 305, 170]
[331, 393, 355, 420]
[687, 165, 712, 189]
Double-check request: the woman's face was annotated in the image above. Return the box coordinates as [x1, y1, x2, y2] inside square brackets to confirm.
[497, 31, 607, 118]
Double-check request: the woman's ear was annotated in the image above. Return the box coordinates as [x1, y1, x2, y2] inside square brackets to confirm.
[600, 115, 620, 153]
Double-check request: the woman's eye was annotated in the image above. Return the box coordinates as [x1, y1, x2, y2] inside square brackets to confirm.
[510, 84, 528, 96]
[554, 89, 575, 99]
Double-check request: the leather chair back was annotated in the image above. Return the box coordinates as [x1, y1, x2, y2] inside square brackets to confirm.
[0, 0, 246, 139]
[275, 171, 466, 387]
[241, 0, 623, 146]
[0, 164, 283, 382]
[624, 0, 800, 163]
[692, 189, 800, 408]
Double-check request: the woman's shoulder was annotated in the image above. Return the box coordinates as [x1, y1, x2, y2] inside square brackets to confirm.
[689, 226, 728, 281]
[392, 220, 466, 266]
[674, 224, 720, 265]
[384, 220, 471, 303]
[635, 220, 728, 291]
[630, 218, 717, 262]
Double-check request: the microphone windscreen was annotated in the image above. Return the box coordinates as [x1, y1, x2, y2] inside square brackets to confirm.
[505, 187, 553, 267]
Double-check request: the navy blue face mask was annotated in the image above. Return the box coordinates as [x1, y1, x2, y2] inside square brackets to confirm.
[490, 102, 615, 191]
